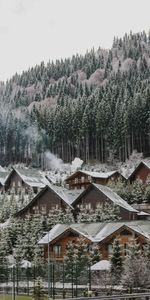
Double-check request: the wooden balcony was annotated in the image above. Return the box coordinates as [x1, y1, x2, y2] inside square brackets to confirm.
[49, 251, 64, 262]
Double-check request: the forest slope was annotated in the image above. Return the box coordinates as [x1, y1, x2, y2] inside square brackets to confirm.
[0, 31, 150, 166]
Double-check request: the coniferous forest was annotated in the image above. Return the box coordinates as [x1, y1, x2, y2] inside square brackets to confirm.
[0, 31, 150, 166]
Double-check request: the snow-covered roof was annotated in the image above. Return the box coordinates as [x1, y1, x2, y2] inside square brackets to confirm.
[38, 224, 69, 244]
[80, 170, 118, 179]
[143, 160, 150, 169]
[0, 165, 5, 172]
[93, 183, 138, 212]
[127, 223, 150, 240]
[7, 256, 31, 268]
[129, 160, 150, 180]
[38, 223, 105, 245]
[21, 260, 32, 268]
[91, 260, 111, 271]
[6, 167, 49, 188]
[94, 223, 123, 242]
[16, 183, 83, 215]
[38, 221, 150, 246]
[66, 170, 119, 181]
[137, 211, 150, 216]
[47, 183, 83, 206]
[0, 171, 9, 186]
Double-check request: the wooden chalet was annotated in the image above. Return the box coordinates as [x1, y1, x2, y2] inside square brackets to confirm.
[72, 183, 138, 221]
[4, 167, 48, 193]
[65, 170, 124, 190]
[129, 161, 150, 183]
[38, 221, 150, 262]
[15, 184, 83, 218]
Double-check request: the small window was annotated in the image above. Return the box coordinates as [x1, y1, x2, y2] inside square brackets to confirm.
[55, 204, 59, 210]
[124, 243, 129, 256]
[88, 175, 92, 181]
[33, 187, 38, 194]
[108, 244, 113, 255]
[75, 178, 78, 184]
[85, 203, 91, 209]
[120, 229, 132, 236]
[33, 206, 39, 214]
[81, 176, 85, 182]
[53, 245, 61, 256]
[40, 204, 46, 215]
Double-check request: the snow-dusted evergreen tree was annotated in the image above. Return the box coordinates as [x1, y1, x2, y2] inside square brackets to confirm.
[32, 277, 45, 300]
[144, 175, 150, 202]
[121, 241, 150, 289]
[131, 179, 145, 204]
[64, 241, 76, 280]
[95, 203, 120, 222]
[61, 207, 74, 224]
[126, 239, 141, 258]
[77, 203, 120, 223]
[64, 237, 101, 283]
[89, 243, 101, 265]
[144, 241, 150, 259]
[110, 239, 122, 284]
[77, 207, 95, 223]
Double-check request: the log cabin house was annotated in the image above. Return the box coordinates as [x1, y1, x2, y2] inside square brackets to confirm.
[129, 161, 150, 184]
[38, 221, 150, 262]
[4, 167, 48, 193]
[65, 170, 124, 190]
[15, 184, 83, 218]
[72, 183, 138, 221]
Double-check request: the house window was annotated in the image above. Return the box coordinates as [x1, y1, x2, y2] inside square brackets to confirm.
[120, 229, 132, 236]
[85, 203, 91, 209]
[55, 204, 59, 210]
[108, 244, 113, 255]
[53, 245, 61, 256]
[33, 187, 38, 194]
[33, 206, 39, 214]
[124, 243, 129, 256]
[88, 175, 92, 182]
[75, 178, 78, 184]
[81, 176, 85, 182]
[40, 205, 47, 215]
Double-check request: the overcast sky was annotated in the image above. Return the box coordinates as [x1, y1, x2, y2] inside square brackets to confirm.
[0, 0, 150, 81]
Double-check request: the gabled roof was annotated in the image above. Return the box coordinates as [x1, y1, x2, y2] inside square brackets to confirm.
[93, 183, 138, 212]
[15, 183, 83, 216]
[129, 160, 150, 181]
[38, 221, 150, 246]
[4, 167, 49, 188]
[66, 170, 120, 181]
[143, 161, 150, 169]
[47, 184, 83, 206]
[0, 171, 9, 186]
[72, 183, 138, 213]
[38, 223, 107, 245]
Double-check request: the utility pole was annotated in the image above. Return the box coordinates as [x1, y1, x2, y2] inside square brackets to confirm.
[47, 231, 51, 298]
[12, 266, 15, 300]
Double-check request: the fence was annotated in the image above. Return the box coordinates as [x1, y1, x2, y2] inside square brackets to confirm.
[0, 263, 150, 299]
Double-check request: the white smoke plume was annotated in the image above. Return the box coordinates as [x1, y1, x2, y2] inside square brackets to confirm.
[44, 151, 83, 172]
[44, 151, 65, 171]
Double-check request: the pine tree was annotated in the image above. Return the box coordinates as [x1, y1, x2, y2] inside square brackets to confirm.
[32, 277, 45, 300]
[110, 239, 122, 284]
[89, 244, 101, 265]
[122, 243, 149, 289]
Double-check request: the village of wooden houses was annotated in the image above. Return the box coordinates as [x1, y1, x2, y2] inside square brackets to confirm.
[0, 160, 150, 296]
